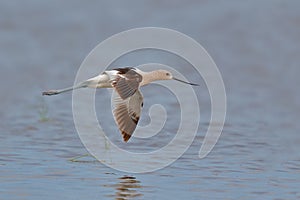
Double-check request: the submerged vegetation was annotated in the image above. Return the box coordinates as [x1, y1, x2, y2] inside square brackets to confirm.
[37, 97, 49, 122]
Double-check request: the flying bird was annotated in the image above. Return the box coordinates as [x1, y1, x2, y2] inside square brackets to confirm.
[43, 67, 199, 142]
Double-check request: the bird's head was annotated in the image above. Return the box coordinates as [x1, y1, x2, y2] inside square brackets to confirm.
[156, 69, 199, 86]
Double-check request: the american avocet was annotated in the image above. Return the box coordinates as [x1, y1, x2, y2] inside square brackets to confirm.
[43, 67, 199, 142]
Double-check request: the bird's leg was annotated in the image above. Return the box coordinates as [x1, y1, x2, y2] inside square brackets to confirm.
[42, 82, 88, 96]
[42, 74, 109, 96]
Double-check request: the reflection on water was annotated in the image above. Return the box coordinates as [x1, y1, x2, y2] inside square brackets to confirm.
[104, 176, 143, 200]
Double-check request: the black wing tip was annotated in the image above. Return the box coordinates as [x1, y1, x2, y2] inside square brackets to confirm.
[121, 117, 139, 142]
[122, 131, 131, 142]
[113, 67, 134, 74]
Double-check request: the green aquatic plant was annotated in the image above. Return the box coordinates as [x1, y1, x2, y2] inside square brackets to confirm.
[38, 97, 49, 122]
[68, 137, 112, 163]
[105, 135, 110, 150]
[68, 154, 97, 163]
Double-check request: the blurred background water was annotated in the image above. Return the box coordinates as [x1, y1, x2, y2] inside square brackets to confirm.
[1, 0, 300, 199]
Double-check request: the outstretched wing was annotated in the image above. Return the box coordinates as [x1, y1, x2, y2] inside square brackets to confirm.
[112, 90, 143, 142]
[111, 68, 142, 100]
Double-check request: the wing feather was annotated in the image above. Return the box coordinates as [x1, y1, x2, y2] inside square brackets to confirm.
[112, 90, 143, 142]
[112, 69, 142, 99]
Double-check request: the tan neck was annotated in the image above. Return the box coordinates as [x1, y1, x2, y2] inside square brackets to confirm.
[140, 71, 161, 86]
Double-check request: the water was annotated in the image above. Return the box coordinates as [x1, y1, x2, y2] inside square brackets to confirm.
[1, 0, 300, 199]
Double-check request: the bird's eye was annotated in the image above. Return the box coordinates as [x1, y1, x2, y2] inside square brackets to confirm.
[166, 73, 170, 76]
